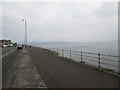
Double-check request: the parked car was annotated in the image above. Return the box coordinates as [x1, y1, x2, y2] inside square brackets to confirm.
[9, 44, 13, 47]
[17, 45, 23, 49]
[2, 44, 8, 47]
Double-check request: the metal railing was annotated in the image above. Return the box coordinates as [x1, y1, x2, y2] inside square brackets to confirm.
[44, 48, 119, 73]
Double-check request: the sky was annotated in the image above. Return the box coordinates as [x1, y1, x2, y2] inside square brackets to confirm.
[0, 1, 118, 43]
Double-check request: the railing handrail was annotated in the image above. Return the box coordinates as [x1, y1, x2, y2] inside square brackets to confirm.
[48, 47, 119, 58]
[44, 47, 119, 73]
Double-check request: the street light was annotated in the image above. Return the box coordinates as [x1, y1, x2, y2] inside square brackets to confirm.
[22, 19, 27, 48]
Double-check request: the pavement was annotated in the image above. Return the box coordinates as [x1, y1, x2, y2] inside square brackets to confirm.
[12, 48, 47, 88]
[27, 47, 119, 88]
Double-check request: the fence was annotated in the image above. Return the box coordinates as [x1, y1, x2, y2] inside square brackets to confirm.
[45, 48, 119, 73]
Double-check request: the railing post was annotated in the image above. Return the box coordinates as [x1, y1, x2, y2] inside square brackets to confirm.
[62, 49, 64, 57]
[81, 51, 82, 61]
[98, 53, 101, 68]
[70, 50, 71, 59]
[57, 49, 58, 53]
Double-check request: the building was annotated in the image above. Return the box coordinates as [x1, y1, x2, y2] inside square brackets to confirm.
[0, 39, 12, 47]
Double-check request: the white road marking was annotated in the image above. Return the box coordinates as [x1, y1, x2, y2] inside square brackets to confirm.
[0, 49, 16, 59]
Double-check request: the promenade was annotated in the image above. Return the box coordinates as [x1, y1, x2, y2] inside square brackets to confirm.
[27, 47, 118, 88]
[2, 47, 119, 88]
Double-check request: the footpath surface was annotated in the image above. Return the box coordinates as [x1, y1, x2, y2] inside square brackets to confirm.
[28, 47, 118, 88]
[12, 48, 47, 88]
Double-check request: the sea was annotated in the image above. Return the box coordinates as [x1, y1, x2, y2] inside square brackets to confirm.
[31, 41, 119, 72]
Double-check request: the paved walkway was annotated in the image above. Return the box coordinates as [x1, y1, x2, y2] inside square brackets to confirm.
[12, 48, 47, 88]
[28, 47, 118, 88]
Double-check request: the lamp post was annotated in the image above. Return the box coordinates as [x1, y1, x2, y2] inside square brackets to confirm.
[22, 19, 27, 48]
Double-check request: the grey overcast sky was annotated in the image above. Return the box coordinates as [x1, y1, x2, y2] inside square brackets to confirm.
[1, 1, 118, 43]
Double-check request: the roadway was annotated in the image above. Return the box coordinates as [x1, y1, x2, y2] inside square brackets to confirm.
[2, 47, 16, 56]
[28, 47, 118, 88]
[2, 47, 22, 88]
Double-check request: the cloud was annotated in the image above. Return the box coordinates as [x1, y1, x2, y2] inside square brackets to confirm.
[95, 2, 118, 18]
[2, 2, 118, 43]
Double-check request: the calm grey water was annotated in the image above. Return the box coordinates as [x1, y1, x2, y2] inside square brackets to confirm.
[33, 41, 118, 55]
[32, 41, 119, 72]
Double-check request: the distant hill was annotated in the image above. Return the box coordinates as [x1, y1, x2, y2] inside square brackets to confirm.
[29, 40, 118, 45]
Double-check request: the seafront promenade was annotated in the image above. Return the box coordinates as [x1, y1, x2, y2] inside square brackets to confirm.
[2, 47, 119, 88]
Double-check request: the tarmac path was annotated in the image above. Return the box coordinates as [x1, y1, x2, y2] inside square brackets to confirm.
[28, 47, 118, 88]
